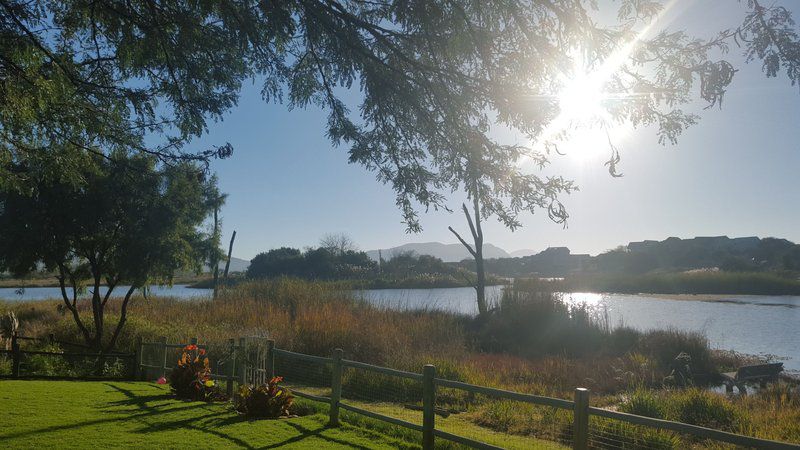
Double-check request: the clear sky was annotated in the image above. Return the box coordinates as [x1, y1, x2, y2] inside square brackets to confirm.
[192, 1, 800, 260]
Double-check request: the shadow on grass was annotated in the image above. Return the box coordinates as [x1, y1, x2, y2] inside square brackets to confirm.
[107, 383, 375, 449]
[4, 382, 384, 449]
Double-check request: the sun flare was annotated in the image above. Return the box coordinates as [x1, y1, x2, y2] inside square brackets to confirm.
[556, 72, 608, 126]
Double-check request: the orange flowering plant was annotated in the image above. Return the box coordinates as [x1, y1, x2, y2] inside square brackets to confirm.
[234, 377, 294, 418]
[168, 344, 216, 401]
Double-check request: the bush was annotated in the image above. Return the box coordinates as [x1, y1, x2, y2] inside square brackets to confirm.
[234, 377, 294, 418]
[168, 345, 217, 401]
[621, 389, 664, 419]
[666, 389, 742, 431]
[472, 285, 608, 358]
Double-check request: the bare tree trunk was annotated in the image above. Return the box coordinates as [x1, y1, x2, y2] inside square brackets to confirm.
[223, 230, 237, 280]
[449, 197, 487, 316]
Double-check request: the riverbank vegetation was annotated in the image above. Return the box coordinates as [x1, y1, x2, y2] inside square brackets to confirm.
[189, 248, 503, 290]
[558, 271, 800, 295]
[2, 278, 797, 445]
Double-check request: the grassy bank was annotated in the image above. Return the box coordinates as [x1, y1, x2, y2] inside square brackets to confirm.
[560, 271, 800, 295]
[2, 278, 798, 445]
[189, 275, 506, 290]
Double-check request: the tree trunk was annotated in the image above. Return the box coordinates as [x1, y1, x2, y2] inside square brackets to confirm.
[471, 193, 487, 315]
[223, 230, 237, 280]
[104, 286, 137, 353]
[91, 270, 104, 351]
[448, 197, 487, 316]
[56, 264, 92, 346]
[212, 205, 220, 299]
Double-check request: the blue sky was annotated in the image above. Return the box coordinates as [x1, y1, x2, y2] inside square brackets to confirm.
[192, 1, 800, 260]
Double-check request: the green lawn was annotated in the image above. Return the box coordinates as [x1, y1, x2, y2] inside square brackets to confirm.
[0, 381, 415, 449]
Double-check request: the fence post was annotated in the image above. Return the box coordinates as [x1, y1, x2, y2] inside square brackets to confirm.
[11, 333, 20, 378]
[422, 364, 436, 450]
[159, 336, 168, 378]
[266, 339, 275, 379]
[329, 348, 344, 426]
[226, 338, 236, 398]
[133, 337, 143, 380]
[238, 337, 247, 386]
[48, 333, 55, 345]
[573, 388, 590, 450]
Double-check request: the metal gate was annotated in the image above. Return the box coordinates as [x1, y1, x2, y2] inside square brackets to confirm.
[240, 335, 270, 385]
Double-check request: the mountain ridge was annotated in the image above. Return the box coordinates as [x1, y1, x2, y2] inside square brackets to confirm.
[365, 241, 510, 262]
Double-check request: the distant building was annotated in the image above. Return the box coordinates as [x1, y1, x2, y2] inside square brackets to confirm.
[627, 240, 658, 252]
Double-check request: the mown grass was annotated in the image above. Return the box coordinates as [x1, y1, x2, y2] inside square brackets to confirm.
[0, 380, 417, 449]
[561, 271, 800, 295]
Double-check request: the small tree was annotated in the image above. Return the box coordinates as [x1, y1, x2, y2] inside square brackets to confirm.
[0, 152, 218, 352]
[319, 233, 357, 256]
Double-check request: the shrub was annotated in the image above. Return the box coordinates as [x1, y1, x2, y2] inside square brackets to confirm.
[621, 389, 664, 419]
[666, 389, 741, 431]
[637, 329, 714, 376]
[24, 343, 74, 376]
[168, 345, 216, 401]
[235, 377, 294, 418]
[472, 285, 608, 358]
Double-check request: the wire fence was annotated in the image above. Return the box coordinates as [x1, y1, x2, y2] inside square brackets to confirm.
[261, 341, 800, 450]
[0, 334, 135, 379]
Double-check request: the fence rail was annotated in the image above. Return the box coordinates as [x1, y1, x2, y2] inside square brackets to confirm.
[0, 333, 135, 380]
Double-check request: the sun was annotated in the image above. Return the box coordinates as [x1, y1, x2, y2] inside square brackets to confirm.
[543, 68, 617, 161]
[557, 72, 608, 126]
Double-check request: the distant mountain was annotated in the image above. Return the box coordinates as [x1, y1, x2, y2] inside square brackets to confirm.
[366, 242, 510, 262]
[510, 249, 539, 257]
[202, 256, 250, 273]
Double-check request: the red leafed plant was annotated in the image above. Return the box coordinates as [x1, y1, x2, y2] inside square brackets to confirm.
[235, 377, 294, 418]
[169, 344, 216, 401]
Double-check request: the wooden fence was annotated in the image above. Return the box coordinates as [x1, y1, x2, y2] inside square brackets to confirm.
[82, 336, 800, 450]
[263, 341, 800, 450]
[0, 334, 136, 380]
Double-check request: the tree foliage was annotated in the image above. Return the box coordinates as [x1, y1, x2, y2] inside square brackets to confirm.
[247, 246, 375, 280]
[0, 152, 219, 351]
[2, 1, 799, 228]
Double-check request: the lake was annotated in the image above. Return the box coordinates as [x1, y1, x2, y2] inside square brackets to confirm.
[3, 284, 798, 371]
[356, 288, 800, 372]
[0, 284, 211, 302]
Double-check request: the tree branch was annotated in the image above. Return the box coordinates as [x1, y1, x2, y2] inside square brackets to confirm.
[448, 225, 476, 257]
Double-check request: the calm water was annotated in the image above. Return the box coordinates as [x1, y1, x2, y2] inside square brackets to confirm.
[356, 288, 800, 371]
[0, 284, 211, 301]
[4, 284, 798, 371]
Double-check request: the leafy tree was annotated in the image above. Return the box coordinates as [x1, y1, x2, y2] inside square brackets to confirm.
[247, 246, 376, 280]
[2, 1, 798, 194]
[0, 152, 218, 352]
[247, 247, 304, 279]
[4, 1, 800, 314]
